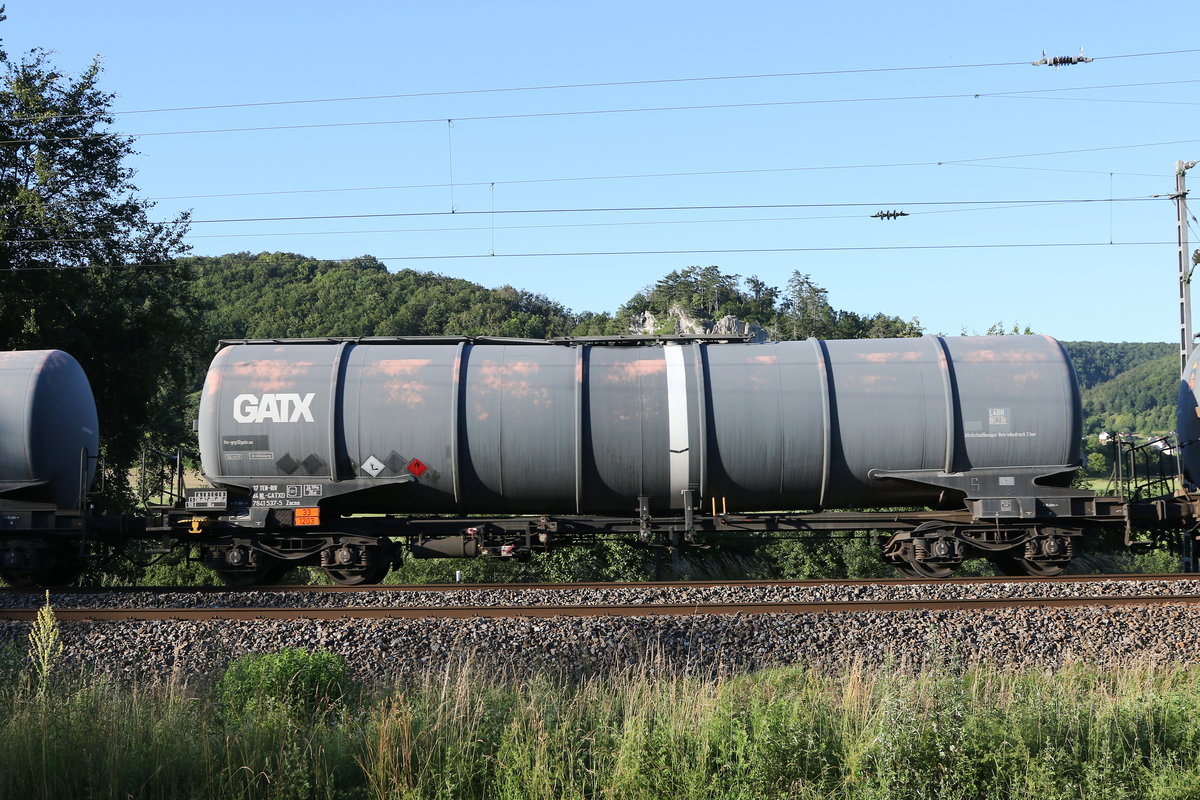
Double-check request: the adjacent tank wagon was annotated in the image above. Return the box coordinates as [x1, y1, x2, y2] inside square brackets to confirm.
[0, 349, 99, 510]
[0, 350, 101, 584]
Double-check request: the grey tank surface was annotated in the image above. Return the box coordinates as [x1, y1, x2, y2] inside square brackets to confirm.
[198, 335, 1082, 516]
[0, 350, 99, 511]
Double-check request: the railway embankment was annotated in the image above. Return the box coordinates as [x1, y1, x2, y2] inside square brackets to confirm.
[0, 576, 1196, 683]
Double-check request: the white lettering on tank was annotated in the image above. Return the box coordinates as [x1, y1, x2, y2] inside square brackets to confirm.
[258, 395, 281, 422]
[290, 392, 314, 421]
[232, 393, 316, 423]
[233, 394, 257, 423]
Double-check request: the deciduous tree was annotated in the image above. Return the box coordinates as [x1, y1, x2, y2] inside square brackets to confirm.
[0, 14, 197, 510]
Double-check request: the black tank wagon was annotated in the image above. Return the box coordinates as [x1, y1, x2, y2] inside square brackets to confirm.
[2, 334, 1197, 586]
[184, 333, 1128, 584]
[200, 334, 1084, 513]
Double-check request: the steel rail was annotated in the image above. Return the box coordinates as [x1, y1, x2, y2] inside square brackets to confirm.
[3, 594, 1199, 621]
[1, 573, 1196, 596]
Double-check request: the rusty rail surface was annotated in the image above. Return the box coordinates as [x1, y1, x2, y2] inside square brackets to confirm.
[2, 595, 1199, 621]
[1, 573, 1196, 596]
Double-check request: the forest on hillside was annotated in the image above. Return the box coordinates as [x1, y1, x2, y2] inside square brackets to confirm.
[1061, 342, 1176, 435]
[183, 253, 924, 348]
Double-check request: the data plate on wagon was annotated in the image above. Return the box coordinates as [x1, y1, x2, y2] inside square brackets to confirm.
[185, 489, 228, 511]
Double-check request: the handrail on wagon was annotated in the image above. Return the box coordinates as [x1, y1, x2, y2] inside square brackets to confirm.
[215, 333, 756, 349]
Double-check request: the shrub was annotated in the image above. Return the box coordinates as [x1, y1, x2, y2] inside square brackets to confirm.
[215, 647, 357, 722]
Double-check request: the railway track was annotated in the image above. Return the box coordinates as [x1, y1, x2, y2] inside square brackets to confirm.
[7, 575, 1200, 684]
[2, 572, 1197, 596]
[0, 575, 1198, 620]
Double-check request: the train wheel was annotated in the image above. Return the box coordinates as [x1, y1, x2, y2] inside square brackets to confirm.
[893, 558, 958, 579]
[992, 531, 1074, 578]
[885, 540, 959, 579]
[321, 541, 392, 586]
[214, 558, 290, 587]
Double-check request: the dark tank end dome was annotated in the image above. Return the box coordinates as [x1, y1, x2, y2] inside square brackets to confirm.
[0, 350, 99, 511]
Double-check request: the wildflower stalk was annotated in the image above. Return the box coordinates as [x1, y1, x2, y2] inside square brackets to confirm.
[28, 590, 62, 696]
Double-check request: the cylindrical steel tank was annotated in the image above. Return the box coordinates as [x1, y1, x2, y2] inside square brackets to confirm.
[199, 335, 1082, 515]
[0, 350, 99, 510]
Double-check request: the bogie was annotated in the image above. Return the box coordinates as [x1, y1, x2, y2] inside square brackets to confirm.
[319, 539, 393, 586]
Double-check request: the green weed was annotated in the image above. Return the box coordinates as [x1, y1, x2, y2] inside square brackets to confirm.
[216, 647, 359, 724]
[3, 654, 1200, 798]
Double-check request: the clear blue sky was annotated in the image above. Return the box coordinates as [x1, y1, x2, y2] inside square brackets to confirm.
[6, 1, 1198, 342]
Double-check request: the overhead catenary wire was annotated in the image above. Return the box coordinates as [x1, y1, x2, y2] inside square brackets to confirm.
[950, 163, 1162, 177]
[4, 46, 1195, 123]
[0, 188, 1172, 247]
[4, 46, 1195, 125]
[0, 134, 1179, 211]
[996, 94, 1200, 107]
[1, 180, 1170, 228]
[180, 199, 1128, 239]
[177, 196, 1161, 226]
[937, 139, 1200, 164]
[370, 240, 1177, 261]
[113, 159, 1175, 203]
[4, 199, 1115, 245]
[0, 49, 1188, 279]
[3, 79, 1199, 146]
[141, 161, 1162, 202]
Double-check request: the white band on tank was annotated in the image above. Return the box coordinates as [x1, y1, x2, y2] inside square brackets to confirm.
[664, 344, 690, 508]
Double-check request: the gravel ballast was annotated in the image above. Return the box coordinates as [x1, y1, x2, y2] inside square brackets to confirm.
[0, 598, 1196, 685]
[2, 577, 1200, 610]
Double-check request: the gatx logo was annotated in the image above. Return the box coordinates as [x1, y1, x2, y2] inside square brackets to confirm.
[232, 393, 316, 423]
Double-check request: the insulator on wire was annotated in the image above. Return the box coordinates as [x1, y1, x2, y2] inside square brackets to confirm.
[1032, 48, 1093, 67]
[871, 210, 908, 220]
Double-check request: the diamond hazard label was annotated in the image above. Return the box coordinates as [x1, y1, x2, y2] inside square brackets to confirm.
[361, 455, 385, 478]
[406, 458, 428, 477]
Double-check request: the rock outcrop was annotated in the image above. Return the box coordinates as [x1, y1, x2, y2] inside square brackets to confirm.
[627, 304, 769, 342]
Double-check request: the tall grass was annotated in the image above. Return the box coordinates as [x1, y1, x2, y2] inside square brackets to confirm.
[3, 655, 1200, 799]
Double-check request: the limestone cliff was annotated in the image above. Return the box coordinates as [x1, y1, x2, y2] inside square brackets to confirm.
[627, 304, 769, 342]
